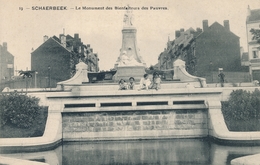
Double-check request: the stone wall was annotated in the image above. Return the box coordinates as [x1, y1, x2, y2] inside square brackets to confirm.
[62, 109, 208, 140]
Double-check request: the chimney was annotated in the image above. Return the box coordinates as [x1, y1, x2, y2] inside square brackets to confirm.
[175, 30, 181, 38]
[196, 28, 202, 33]
[74, 33, 79, 39]
[3, 42, 7, 51]
[184, 33, 188, 40]
[60, 34, 66, 47]
[90, 48, 93, 52]
[180, 28, 184, 32]
[87, 44, 90, 48]
[247, 5, 251, 16]
[223, 20, 230, 31]
[43, 35, 48, 42]
[202, 20, 208, 31]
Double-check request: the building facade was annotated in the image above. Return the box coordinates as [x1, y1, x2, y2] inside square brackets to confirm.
[246, 6, 260, 81]
[0, 42, 14, 84]
[157, 20, 247, 82]
[195, 20, 244, 77]
[31, 33, 99, 87]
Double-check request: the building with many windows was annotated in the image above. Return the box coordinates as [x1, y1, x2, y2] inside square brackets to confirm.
[0, 42, 14, 84]
[157, 20, 248, 82]
[31, 33, 99, 87]
[246, 6, 260, 81]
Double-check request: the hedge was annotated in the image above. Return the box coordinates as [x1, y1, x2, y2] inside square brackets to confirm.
[0, 91, 44, 128]
[222, 89, 260, 131]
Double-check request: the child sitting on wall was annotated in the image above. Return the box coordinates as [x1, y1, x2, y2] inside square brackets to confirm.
[139, 74, 152, 90]
[152, 72, 161, 90]
[118, 79, 127, 90]
[128, 77, 135, 90]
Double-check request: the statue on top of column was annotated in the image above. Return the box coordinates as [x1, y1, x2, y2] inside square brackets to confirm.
[123, 5, 134, 27]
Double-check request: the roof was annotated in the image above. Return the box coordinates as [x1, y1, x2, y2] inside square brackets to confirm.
[52, 35, 60, 43]
[51, 35, 75, 45]
[247, 8, 260, 23]
[31, 37, 71, 54]
[196, 21, 239, 38]
[169, 28, 195, 52]
[158, 50, 168, 60]
[0, 45, 14, 57]
[66, 35, 74, 40]
[183, 34, 194, 48]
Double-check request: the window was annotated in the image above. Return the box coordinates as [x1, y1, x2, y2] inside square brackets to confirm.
[253, 50, 259, 58]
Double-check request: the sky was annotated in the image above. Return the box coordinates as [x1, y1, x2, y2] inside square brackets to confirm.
[1, 0, 260, 73]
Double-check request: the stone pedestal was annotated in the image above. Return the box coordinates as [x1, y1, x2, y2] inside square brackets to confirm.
[114, 27, 146, 68]
[114, 66, 146, 82]
[113, 10, 146, 82]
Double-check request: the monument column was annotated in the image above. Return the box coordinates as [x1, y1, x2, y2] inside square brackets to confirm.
[114, 8, 146, 81]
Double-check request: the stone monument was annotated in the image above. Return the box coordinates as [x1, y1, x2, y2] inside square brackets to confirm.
[56, 62, 89, 90]
[114, 7, 146, 81]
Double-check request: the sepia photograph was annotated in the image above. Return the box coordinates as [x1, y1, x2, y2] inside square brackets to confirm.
[1, 0, 260, 164]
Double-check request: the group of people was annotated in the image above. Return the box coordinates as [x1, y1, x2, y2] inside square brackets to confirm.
[118, 72, 162, 90]
[118, 77, 135, 90]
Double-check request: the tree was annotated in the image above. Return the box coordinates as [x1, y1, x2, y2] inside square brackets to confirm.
[18, 70, 34, 92]
[149, 65, 154, 70]
[250, 28, 260, 43]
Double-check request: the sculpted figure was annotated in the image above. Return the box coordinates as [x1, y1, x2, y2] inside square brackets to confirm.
[123, 7, 134, 27]
[119, 51, 129, 66]
[118, 51, 141, 66]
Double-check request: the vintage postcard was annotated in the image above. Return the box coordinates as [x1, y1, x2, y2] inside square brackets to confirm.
[1, 0, 260, 165]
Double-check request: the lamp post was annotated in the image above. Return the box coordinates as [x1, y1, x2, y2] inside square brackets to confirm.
[48, 66, 51, 90]
[45, 77, 48, 89]
[209, 61, 213, 83]
[35, 71, 38, 88]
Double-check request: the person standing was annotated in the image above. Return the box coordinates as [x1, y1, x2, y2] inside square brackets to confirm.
[218, 70, 225, 87]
